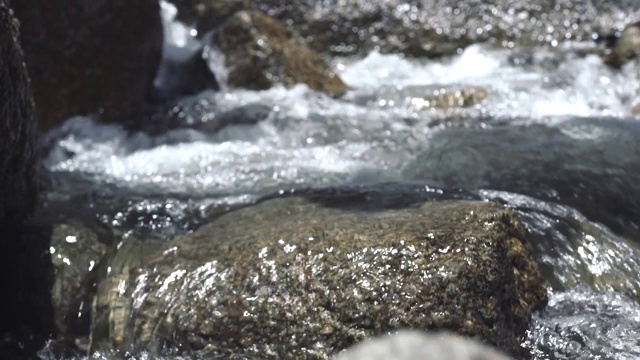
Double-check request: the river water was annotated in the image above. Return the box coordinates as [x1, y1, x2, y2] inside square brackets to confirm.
[32, 3, 640, 359]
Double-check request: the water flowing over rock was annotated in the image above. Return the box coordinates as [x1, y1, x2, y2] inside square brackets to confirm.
[88, 197, 547, 358]
[168, 0, 640, 58]
[404, 118, 640, 239]
[212, 10, 347, 97]
[10, 0, 164, 131]
[333, 330, 514, 360]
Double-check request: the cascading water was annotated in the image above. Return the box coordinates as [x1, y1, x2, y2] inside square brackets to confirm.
[33, 1, 640, 359]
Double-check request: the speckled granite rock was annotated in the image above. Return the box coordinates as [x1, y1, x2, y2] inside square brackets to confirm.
[333, 331, 514, 360]
[0, 0, 37, 227]
[168, 0, 640, 58]
[212, 10, 347, 97]
[11, 0, 163, 130]
[89, 197, 547, 358]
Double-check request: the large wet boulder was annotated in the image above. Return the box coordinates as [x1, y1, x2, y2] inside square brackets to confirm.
[88, 197, 546, 358]
[403, 118, 640, 239]
[168, 0, 640, 58]
[0, 1, 37, 226]
[10, 0, 164, 131]
[212, 10, 347, 97]
[333, 331, 513, 360]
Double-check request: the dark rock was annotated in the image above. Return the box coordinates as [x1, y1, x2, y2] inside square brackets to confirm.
[0, 0, 37, 227]
[333, 331, 513, 360]
[10, 0, 164, 131]
[168, 0, 640, 58]
[604, 22, 640, 69]
[49, 223, 108, 346]
[0, 5, 46, 356]
[212, 10, 348, 97]
[88, 197, 546, 358]
[149, 44, 219, 105]
[143, 92, 272, 135]
[403, 118, 640, 239]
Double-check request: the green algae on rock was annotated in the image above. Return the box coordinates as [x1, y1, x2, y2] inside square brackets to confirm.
[89, 197, 546, 358]
[213, 10, 348, 97]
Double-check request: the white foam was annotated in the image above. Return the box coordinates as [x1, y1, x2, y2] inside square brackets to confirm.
[45, 45, 640, 199]
[159, 0, 200, 50]
[339, 44, 638, 118]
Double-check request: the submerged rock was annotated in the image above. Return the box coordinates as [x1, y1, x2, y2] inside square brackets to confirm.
[403, 118, 640, 239]
[88, 197, 546, 358]
[143, 91, 272, 135]
[212, 10, 347, 97]
[333, 330, 513, 360]
[355, 85, 488, 111]
[168, 0, 640, 58]
[11, 0, 163, 131]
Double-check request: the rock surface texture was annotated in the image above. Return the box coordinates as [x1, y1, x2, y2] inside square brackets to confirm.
[213, 10, 347, 97]
[89, 197, 547, 359]
[10, 0, 164, 130]
[169, 0, 640, 57]
[0, 0, 37, 226]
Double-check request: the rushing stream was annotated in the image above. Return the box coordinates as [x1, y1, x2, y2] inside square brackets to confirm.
[29, 2, 640, 359]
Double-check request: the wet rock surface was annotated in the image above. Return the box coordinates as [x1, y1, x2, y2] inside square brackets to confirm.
[213, 10, 347, 97]
[0, 0, 37, 227]
[404, 118, 640, 239]
[333, 330, 514, 360]
[49, 223, 108, 346]
[88, 197, 547, 358]
[480, 190, 640, 301]
[11, 0, 163, 130]
[143, 91, 273, 135]
[168, 0, 640, 58]
[0, 2, 47, 357]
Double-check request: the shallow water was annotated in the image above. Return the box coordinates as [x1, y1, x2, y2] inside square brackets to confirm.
[30, 4, 640, 359]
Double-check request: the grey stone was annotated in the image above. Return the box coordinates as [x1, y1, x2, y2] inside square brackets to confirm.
[88, 197, 546, 359]
[333, 330, 514, 360]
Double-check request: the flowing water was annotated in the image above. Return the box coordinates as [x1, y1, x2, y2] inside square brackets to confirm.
[29, 2, 640, 359]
